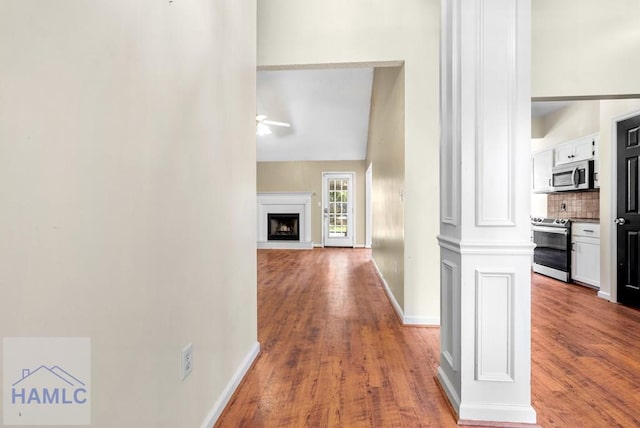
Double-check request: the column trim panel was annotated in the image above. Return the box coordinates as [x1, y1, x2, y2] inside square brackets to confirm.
[475, 270, 515, 382]
[437, 235, 535, 255]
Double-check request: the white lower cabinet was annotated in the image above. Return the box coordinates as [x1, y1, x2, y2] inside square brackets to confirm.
[571, 222, 600, 288]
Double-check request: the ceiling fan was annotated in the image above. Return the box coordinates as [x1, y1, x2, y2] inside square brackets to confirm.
[256, 114, 290, 136]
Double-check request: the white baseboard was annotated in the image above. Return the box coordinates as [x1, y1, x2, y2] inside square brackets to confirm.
[458, 403, 537, 425]
[200, 341, 260, 428]
[371, 257, 405, 323]
[439, 368, 537, 425]
[597, 290, 611, 301]
[404, 315, 440, 326]
[437, 367, 461, 416]
[354, 243, 366, 248]
[371, 258, 440, 326]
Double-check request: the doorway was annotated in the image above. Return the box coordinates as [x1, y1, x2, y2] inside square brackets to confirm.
[616, 113, 640, 309]
[322, 172, 355, 247]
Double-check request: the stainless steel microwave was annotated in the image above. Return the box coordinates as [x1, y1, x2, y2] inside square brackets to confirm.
[552, 160, 594, 191]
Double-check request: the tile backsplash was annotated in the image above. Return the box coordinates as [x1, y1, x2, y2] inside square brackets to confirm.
[548, 190, 599, 219]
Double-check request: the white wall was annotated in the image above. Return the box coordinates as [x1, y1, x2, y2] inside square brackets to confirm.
[366, 67, 405, 314]
[0, 1, 257, 427]
[532, 0, 640, 98]
[532, 102, 600, 151]
[258, 0, 441, 324]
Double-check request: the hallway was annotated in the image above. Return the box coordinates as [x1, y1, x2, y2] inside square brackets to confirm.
[215, 249, 640, 427]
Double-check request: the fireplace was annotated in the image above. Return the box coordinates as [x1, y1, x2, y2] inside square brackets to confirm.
[257, 192, 312, 249]
[268, 213, 300, 241]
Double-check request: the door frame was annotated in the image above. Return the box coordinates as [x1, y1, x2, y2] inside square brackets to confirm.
[609, 108, 640, 303]
[322, 171, 356, 248]
[365, 163, 373, 248]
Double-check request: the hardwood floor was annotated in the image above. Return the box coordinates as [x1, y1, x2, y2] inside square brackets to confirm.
[531, 274, 640, 427]
[215, 249, 640, 427]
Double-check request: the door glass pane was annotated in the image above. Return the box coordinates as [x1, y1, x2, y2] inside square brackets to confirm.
[328, 178, 349, 237]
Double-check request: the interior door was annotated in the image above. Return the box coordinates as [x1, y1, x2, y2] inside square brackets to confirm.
[616, 114, 640, 309]
[323, 172, 355, 247]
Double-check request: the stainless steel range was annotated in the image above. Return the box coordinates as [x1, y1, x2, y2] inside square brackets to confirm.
[531, 217, 571, 282]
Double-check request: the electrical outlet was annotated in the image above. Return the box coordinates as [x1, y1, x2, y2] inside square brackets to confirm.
[181, 343, 193, 380]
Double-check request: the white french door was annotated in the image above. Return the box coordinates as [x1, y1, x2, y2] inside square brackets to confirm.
[322, 172, 355, 247]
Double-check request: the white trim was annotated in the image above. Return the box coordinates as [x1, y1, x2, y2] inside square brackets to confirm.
[437, 367, 461, 416]
[437, 235, 535, 255]
[403, 315, 440, 326]
[439, 0, 460, 227]
[200, 342, 260, 428]
[441, 259, 459, 368]
[474, 0, 517, 228]
[597, 290, 611, 300]
[458, 403, 537, 425]
[365, 163, 373, 248]
[475, 270, 515, 383]
[371, 257, 404, 323]
[258, 60, 405, 72]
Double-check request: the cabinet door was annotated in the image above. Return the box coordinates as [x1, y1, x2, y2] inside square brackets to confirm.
[532, 149, 553, 192]
[572, 137, 595, 162]
[572, 237, 600, 287]
[554, 143, 575, 165]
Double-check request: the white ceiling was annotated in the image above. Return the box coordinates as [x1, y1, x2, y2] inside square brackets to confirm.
[256, 68, 374, 162]
[256, 71, 568, 162]
[531, 101, 573, 118]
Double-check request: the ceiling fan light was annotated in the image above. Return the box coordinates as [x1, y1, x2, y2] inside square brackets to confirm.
[256, 122, 272, 136]
[263, 120, 291, 128]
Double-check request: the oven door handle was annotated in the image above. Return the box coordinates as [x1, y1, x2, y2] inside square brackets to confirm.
[532, 225, 568, 235]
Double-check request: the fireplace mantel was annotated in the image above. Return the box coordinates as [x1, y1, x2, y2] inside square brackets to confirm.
[257, 192, 313, 249]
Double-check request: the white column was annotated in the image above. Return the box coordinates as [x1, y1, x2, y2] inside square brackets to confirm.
[437, 0, 536, 425]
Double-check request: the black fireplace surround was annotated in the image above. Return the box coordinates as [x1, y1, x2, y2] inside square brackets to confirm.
[268, 213, 300, 241]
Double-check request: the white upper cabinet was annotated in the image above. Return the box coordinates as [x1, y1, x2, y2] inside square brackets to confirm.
[554, 133, 599, 166]
[532, 149, 554, 193]
[531, 133, 599, 192]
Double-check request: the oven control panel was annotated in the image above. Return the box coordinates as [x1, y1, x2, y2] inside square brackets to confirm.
[531, 217, 570, 227]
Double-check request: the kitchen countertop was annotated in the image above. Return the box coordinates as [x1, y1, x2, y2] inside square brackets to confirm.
[570, 218, 600, 224]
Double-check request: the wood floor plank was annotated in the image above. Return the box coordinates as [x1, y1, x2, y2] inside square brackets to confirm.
[215, 249, 640, 428]
[530, 273, 640, 428]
